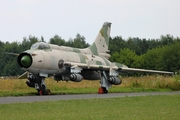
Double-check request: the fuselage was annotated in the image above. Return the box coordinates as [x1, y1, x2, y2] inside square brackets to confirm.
[17, 22, 125, 95]
[17, 42, 111, 75]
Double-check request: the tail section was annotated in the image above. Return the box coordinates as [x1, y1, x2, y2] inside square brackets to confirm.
[49, 22, 111, 58]
[88, 22, 111, 57]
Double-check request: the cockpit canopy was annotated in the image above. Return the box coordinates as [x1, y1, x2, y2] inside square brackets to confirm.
[30, 42, 50, 50]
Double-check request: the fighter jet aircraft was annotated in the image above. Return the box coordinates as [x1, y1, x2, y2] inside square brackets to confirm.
[17, 22, 173, 95]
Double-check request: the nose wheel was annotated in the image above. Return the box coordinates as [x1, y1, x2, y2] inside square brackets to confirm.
[37, 82, 52, 95]
[38, 86, 51, 95]
[26, 73, 51, 95]
[38, 85, 48, 95]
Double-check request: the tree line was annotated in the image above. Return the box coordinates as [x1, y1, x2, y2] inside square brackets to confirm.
[0, 34, 179, 76]
[109, 35, 180, 72]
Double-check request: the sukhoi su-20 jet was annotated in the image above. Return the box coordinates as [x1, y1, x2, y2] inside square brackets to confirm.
[17, 22, 173, 95]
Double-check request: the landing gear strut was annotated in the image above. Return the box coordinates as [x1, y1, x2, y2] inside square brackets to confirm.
[26, 73, 50, 95]
[98, 71, 111, 94]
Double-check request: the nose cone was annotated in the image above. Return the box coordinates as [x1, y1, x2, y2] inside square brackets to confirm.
[20, 55, 32, 68]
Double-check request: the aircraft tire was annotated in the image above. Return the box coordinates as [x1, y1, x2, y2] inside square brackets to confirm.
[42, 85, 47, 95]
[102, 87, 108, 94]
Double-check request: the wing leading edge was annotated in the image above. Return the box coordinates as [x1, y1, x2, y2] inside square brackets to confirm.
[118, 67, 174, 75]
[64, 62, 173, 75]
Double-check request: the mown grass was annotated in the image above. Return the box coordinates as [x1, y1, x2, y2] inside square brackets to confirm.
[0, 95, 180, 120]
[0, 75, 180, 96]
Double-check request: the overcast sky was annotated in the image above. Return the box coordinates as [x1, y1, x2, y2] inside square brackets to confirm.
[0, 0, 180, 44]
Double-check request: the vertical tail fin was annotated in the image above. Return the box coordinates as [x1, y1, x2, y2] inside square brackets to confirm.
[88, 22, 111, 56]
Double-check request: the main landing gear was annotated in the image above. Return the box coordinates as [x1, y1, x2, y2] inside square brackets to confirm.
[98, 87, 108, 94]
[26, 73, 51, 95]
[98, 71, 111, 94]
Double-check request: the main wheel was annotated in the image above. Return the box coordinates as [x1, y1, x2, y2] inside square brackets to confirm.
[41, 85, 47, 95]
[102, 87, 108, 94]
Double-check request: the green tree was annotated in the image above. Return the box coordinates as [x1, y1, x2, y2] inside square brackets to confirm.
[71, 33, 89, 48]
[1, 42, 24, 76]
[140, 42, 180, 72]
[140, 48, 161, 70]
[159, 34, 174, 46]
[157, 43, 180, 71]
[20, 35, 39, 51]
[109, 36, 127, 54]
[110, 48, 139, 68]
[49, 35, 66, 46]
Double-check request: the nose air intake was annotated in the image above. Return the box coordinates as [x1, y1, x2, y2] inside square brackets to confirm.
[17, 53, 32, 68]
[21, 55, 32, 67]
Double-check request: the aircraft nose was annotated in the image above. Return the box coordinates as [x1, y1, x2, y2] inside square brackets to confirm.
[20, 55, 32, 67]
[17, 53, 32, 68]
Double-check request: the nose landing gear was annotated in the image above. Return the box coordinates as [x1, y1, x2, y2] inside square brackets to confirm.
[26, 73, 51, 95]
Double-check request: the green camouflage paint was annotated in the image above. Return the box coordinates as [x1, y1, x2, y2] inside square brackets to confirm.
[73, 48, 81, 53]
[96, 61, 103, 65]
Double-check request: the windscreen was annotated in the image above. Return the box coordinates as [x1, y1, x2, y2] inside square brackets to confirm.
[30, 42, 49, 50]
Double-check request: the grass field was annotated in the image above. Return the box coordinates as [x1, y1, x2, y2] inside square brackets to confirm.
[0, 75, 180, 96]
[1, 75, 180, 120]
[0, 95, 180, 120]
